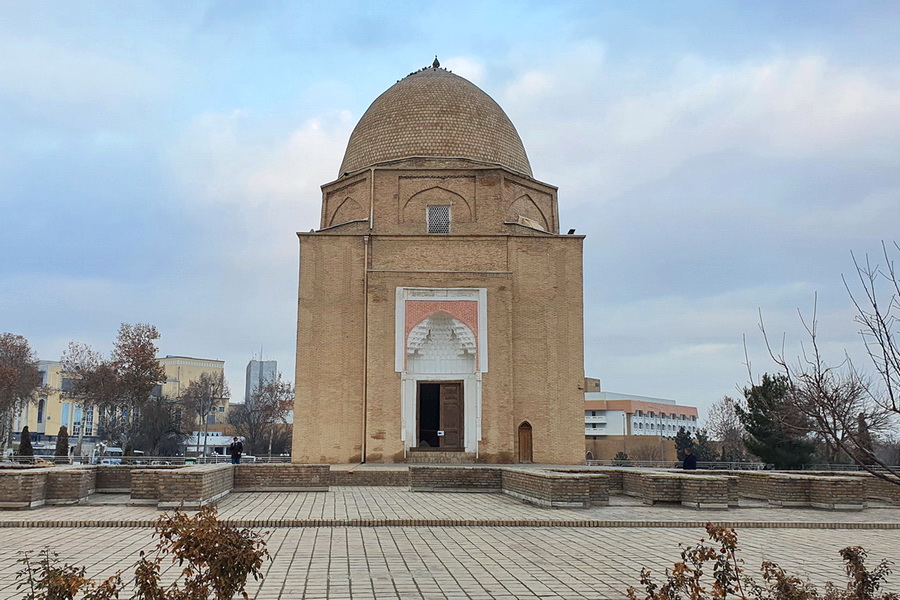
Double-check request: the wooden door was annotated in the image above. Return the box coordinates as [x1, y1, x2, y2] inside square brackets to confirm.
[518, 422, 533, 463]
[439, 383, 462, 449]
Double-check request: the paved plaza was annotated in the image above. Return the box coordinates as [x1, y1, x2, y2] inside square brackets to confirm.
[1, 487, 898, 599]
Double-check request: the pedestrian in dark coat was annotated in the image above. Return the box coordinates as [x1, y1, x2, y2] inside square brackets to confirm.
[229, 437, 244, 464]
[682, 447, 698, 470]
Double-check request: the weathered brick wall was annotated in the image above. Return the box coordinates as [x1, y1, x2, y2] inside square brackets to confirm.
[640, 473, 682, 504]
[622, 471, 645, 496]
[407, 452, 478, 464]
[809, 477, 866, 509]
[680, 476, 730, 508]
[544, 470, 610, 505]
[131, 470, 160, 500]
[233, 464, 329, 490]
[0, 469, 47, 509]
[45, 468, 95, 504]
[734, 472, 774, 499]
[765, 474, 811, 506]
[792, 471, 898, 504]
[864, 475, 900, 503]
[501, 469, 591, 508]
[293, 234, 367, 464]
[330, 469, 410, 486]
[94, 465, 133, 491]
[601, 469, 624, 492]
[157, 464, 233, 509]
[409, 466, 501, 490]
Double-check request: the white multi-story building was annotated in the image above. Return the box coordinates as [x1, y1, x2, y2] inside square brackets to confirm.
[584, 387, 699, 439]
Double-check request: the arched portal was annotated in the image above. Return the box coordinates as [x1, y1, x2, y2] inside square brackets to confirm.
[407, 312, 475, 450]
[518, 421, 533, 463]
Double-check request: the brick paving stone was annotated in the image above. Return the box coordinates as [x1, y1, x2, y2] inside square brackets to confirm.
[0, 488, 898, 599]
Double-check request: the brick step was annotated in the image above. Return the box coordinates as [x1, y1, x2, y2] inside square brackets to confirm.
[407, 451, 477, 464]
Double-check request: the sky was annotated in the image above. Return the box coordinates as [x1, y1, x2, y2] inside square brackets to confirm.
[2, 1, 899, 420]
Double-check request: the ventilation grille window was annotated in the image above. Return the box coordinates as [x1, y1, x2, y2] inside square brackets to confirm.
[427, 205, 451, 234]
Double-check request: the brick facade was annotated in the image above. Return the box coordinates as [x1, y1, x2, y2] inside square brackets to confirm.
[294, 66, 585, 466]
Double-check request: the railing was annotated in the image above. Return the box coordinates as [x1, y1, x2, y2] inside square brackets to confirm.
[585, 459, 768, 470]
[800, 463, 865, 472]
[2, 454, 293, 466]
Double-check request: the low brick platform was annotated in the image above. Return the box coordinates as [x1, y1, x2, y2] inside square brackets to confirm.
[1, 464, 890, 513]
[410, 466, 609, 508]
[407, 451, 477, 464]
[409, 465, 501, 492]
[157, 463, 233, 509]
[233, 464, 329, 491]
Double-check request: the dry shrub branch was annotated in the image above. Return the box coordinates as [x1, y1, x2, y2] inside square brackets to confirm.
[628, 524, 897, 600]
[16, 505, 269, 600]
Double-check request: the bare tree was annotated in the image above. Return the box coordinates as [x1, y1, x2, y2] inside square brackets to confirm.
[705, 396, 748, 461]
[0, 333, 43, 456]
[761, 297, 897, 485]
[628, 441, 665, 461]
[228, 372, 293, 456]
[181, 372, 230, 456]
[847, 243, 900, 417]
[60, 341, 119, 454]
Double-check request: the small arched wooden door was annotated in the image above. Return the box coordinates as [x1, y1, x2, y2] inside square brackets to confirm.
[518, 422, 533, 463]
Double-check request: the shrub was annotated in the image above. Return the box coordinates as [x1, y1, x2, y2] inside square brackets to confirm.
[54, 426, 69, 464]
[16, 505, 269, 599]
[19, 426, 34, 460]
[627, 523, 897, 600]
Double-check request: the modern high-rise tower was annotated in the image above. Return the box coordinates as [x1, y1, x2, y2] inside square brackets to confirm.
[245, 359, 277, 402]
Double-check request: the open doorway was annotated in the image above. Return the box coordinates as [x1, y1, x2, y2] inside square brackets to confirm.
[417, 382, 463, 450]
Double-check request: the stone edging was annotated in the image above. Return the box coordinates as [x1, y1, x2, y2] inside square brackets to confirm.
[0, 519, 897, 530]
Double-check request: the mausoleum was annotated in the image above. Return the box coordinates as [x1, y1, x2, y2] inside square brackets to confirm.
[293, 59, 586, 464]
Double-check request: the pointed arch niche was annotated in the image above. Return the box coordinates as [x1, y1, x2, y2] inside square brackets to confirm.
[508, 194, 549, 231]
[401, 186, 473, 223]
[328, 196, 366, 227]
[396, 287, 488, 456]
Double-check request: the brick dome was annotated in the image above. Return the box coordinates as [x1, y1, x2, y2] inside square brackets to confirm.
[339, 65, 532, 177]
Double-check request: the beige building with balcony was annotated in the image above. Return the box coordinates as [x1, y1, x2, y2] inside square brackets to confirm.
[13, 361, 99, 447]
[13, 355, 229, 450]
[294, 61, 586, 464]
[158, 355, 229, 428]
[583, 379, 700, 461]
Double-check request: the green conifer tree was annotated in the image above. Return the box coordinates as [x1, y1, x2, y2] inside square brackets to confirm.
[674, 427, 693, 461]
[736, 373, 816, 469]
[19, 425, 34, 458]
[54, 426, 69, 463]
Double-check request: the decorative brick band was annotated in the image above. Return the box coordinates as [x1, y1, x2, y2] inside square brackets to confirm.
[0, 518, 897, 530]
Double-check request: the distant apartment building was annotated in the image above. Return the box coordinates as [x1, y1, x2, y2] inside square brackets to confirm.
[583, 377, 700, 460]
[157, 355, 228, 427]
[13, 360, 99, 447]
[245, 359, 277, 402]
[13, 355, 228, 450]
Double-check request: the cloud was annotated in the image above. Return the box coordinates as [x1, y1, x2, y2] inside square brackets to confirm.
[442, 56, 486, 85]
[498, 51, 900, 208]
[0, 36, 174, 129]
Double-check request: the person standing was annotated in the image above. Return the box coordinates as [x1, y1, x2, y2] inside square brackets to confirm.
[229, 437, 244, 465]
[682, 447, 698, 470]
